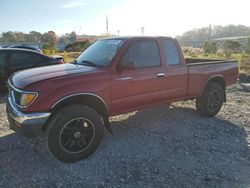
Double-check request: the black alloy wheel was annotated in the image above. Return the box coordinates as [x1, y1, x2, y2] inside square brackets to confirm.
[196, 83, 224, 117]
[59, 118, 95, 153]
[207, 91, 222, 113]
[46, 104, 104, 163]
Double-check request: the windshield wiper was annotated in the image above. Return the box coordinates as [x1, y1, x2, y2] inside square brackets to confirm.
[78, 60, 97, 67]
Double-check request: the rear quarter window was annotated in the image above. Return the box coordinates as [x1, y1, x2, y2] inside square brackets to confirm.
[163, 39, 180, 65]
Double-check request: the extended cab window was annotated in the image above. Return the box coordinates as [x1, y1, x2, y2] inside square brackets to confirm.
[163, 39, 180, 65]
[0, 52, 7, 65]
[122, 40, 160, 68]
[10, 52, 41, 67]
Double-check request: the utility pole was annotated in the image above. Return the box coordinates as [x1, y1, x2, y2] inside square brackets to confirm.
[78, 26, 82, 35]
[208, 24, 212, 41]
[117, 30, 120, 36]
[106, 15, 109, 34]
[141, 27, 144, 36]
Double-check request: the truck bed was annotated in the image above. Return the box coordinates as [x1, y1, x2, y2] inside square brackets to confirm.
[185, 58, 238, 98]
[185, 58, 236, 66]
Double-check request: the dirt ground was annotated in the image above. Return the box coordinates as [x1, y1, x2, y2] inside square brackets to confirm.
[0, 85, 250, 188]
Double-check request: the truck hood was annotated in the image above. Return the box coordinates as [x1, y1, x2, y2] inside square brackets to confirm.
[11, 64, 98, 89]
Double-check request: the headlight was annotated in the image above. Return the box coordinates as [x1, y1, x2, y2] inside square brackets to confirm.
[19, 93, 37, 106]
[8, 80, 38, 107]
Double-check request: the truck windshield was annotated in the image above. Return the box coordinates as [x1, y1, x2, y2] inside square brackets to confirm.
[75, 39, 125, 67]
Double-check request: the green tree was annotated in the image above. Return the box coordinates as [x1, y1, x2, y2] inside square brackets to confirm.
[43, 42, 57, 55]
[42, 31, 57, 54]
[177, 25, 250, 47]
[15, 32, 26, 42]
[65, 41, 91, 52]
[42, 31, 57, 44]
[203, 41, 218, 54]
[223, 40, 241, 56]
[68, 31, 77, 43]
[1, 31, 16, 42]
[59, 31, 77, 45]
[25, 31, 42, 43]
[59, 35, 66, 44]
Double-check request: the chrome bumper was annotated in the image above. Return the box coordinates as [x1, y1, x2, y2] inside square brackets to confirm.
[7, 96, 51, 125]
[6, 96, 51, 137]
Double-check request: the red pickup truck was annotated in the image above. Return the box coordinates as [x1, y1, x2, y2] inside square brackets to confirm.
[6, 37, 238, 162]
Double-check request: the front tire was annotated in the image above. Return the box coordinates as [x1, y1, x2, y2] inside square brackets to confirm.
[46, 104, 104, 163]
[196, 83, 224, 117]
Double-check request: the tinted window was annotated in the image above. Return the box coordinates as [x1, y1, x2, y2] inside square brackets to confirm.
[0, 52, 7, 65]
[163, 39, 180, 65]
[39, 55, 51, 62]
[122, 40, 161, 68]
[10, 52, 42, 66]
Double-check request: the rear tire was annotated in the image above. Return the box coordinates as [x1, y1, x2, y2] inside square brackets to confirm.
[196, 83, 224, 117]
[46, 104, 104, 163]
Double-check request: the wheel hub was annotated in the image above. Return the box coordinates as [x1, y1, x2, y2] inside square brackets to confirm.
[208, 91, 221, 111]
[73, 131, 81, 139]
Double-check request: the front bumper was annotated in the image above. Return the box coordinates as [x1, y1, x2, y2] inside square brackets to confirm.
[6, 96, 51, 137]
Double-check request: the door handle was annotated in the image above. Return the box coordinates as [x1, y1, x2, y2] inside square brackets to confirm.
[115, 77, 132, 81]
[157, 73, 165, 77]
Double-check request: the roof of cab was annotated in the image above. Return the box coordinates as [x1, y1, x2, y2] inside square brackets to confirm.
[99, 36, 175, 41]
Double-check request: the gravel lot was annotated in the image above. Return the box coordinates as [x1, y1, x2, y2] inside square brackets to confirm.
[0, 84, 250, 188]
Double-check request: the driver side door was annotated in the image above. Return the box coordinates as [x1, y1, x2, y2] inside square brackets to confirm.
[110, 39, 167, 115]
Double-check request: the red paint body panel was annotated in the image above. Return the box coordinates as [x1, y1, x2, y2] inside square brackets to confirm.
[23, 67, 110, 113]
[10, 37, 238, 116]
[11, 64, 96, 89]
[187, 62, 238, 97]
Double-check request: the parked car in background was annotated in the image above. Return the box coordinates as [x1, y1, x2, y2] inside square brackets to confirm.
[51, 55, 65, 64]
[6, 44, 42, 53]
[0, 48, 64, 92]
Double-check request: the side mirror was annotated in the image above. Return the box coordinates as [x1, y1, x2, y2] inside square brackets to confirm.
[117, 60, 136, 71]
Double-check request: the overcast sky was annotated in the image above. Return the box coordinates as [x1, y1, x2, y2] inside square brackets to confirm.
[0, 0, 249, 36]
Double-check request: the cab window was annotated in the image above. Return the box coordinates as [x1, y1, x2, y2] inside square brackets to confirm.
[122, 40, 161, 68]
[163, 39, 180, 65]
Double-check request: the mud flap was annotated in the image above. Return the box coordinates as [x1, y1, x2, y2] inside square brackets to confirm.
[103, 117, 114, 135]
